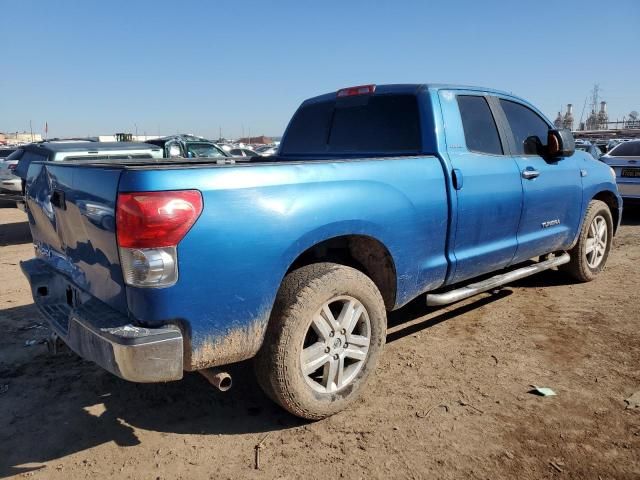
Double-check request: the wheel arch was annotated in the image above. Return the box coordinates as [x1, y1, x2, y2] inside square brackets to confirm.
[285, 234, 398, 310]
[592, 189, 620, 234]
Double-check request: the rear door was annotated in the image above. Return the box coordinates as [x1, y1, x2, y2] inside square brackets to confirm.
[439, 90, 523, 284]
[495, 97, 583, 263]
[25, 162, 127, 313]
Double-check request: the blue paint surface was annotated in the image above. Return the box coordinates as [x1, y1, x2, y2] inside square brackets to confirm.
[24, 84, 621, 366]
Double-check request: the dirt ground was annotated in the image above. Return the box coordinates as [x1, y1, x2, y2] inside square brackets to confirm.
[0, 204, 639, 480]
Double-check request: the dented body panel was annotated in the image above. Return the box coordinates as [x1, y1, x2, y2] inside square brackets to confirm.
[21, 84, 621, 376]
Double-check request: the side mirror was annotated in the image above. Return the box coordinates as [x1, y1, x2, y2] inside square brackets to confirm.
[547, 129, 575, 158]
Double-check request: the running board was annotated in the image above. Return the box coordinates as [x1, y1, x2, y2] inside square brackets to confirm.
[426, 253, 570, 307]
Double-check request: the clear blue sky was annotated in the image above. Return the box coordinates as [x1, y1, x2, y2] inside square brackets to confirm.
[1, 0, 639, 139]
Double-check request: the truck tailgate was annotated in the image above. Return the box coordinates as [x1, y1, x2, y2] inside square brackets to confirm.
[25, 162, 127, 314]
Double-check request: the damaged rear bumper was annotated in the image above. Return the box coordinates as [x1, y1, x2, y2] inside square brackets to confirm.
[20, 258, 183, 383]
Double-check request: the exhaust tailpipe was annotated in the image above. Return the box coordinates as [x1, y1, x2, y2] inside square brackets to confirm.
[200, 368, 232, 392]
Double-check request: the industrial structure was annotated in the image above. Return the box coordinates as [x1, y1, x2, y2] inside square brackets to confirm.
[558, 84, 640, 141]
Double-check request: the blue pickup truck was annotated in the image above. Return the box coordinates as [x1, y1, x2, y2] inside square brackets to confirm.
[20, 84, 621, 419]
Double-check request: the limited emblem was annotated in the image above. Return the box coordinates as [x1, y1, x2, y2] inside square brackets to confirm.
[541, 219, 561, 228]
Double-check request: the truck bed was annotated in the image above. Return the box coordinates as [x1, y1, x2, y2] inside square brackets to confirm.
[24, 155, 450, 370]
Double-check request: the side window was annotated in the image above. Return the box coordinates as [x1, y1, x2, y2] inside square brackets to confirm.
[499, 99, 550, 155]
[457, 95, 503, 155]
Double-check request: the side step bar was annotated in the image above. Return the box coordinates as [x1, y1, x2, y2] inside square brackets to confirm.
[426, 253, 570, 307]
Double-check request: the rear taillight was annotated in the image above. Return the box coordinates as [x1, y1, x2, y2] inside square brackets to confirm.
[8, 164, 16, 171]
[116, 190, 203, 287]
[336, 84, 376, 97]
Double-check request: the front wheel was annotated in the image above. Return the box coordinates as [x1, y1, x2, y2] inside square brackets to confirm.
[255, 263, 387, 420]
[562, 200, 613, 282]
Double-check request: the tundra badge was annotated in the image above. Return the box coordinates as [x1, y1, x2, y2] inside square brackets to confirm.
[541, 219, 561, 228]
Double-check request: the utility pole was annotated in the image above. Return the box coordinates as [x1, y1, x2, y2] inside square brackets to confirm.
[29, 120, 34, 142]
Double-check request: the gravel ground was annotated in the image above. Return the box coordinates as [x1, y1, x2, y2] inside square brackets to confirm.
[1, 205, 639, 479]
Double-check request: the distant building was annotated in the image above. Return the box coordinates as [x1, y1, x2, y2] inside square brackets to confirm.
[562, 104, 574, 130]
[596, 101, 609, 129]
[554, 111, 563, 129]
[236, 135, 272, 144]
[0, 131, 43, 144]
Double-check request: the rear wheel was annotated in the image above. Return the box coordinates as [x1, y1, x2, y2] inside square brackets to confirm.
[255, 263, 387, 420]
[562, 200, 613, 282]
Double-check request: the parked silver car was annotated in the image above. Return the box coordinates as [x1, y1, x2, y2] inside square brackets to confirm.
[0, 149, 23, 193]
[255, 145, 278, 157]
[600, 139, 640, 203]
[229, 147, 259, 157]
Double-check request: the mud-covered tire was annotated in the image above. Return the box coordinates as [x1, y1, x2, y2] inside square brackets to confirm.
[254, 263, 387, 420]
[561, 200, 613, 282]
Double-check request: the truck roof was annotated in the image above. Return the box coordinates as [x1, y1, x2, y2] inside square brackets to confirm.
[302, 83, 518, 105]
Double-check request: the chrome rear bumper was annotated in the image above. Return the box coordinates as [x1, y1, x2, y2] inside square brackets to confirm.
[20, 258, 183, 382]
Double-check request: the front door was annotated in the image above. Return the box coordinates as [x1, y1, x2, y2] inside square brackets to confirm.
[495, 97, 583, 263]
[439, 91, 524, 284]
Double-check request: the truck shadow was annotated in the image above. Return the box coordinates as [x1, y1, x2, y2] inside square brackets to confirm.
[0, 220, 31, 247]
[0, 290, 519, 477]
[621, 204, 640, 225]
[386, 289, 513, 343]
[0, 235, 628, 478]
[0, 304, 307, 477]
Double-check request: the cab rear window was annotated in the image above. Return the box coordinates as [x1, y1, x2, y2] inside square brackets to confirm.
[281, 94, 421, 156]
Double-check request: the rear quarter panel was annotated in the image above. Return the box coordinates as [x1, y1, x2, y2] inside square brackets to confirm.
[119, 157, 449, 369]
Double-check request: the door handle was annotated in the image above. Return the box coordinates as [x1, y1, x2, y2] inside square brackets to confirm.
[452, 168, 463, 190]
[521, 168, 540, 180]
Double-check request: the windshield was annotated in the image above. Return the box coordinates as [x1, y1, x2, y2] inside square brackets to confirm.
[186, 143, 227, 158]
[609, 141, 640, 156]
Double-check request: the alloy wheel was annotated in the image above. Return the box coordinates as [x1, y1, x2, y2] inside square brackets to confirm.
[585, 214, 608, 269]
[300, 295, 371, 394]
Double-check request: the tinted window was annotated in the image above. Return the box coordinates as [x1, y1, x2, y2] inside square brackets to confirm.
[281, 94, 421, 156]
[609, 141, 640, 156]
[457, 96, 503, 155]
[500, 99, 550, 155]
[281, 101, 333, 155]
[15, 151, 49, 179]
[6, 149, 24, 161]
